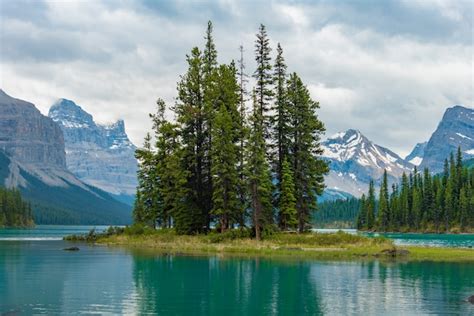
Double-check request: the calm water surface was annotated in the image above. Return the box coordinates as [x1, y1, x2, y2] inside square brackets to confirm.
[0, 226, 473, 315]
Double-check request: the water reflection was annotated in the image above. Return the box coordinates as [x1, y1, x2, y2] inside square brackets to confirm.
[131, 253, 474, 315]
[0, 241, 473, 315]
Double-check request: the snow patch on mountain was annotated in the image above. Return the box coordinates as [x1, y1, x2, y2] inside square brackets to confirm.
[322, 129, 413, 197]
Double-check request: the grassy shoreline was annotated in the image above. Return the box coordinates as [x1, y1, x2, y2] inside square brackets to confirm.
[66, 227, 474, 262]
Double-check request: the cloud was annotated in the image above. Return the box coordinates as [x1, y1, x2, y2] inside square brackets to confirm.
[0, 0, 472, 157]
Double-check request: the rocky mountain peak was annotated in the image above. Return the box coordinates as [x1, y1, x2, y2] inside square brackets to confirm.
[49, 99, 95, 129]
[0, 90, 66, 169]
[420, 105, 474, 172]
[48, 99, 137, 197]
[322, 129, 413, 197]
[102, 119, 135, 150]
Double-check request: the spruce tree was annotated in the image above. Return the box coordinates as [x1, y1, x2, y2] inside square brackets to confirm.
[176, 46, 208, 233]
[246, 91, 274, 240]
[134, 133, 160, 227]
[287, 73, 328, 232]
[202, 21, 219, 229]
[377, 170, 390, 231]
[459, 186, 469, 231]
[272, 43, 290, 185]
[253, 24, 273, 138]
[356, 194, 367, 229]
[366, 180, 376, 230]
[279, 158, 297, 230]
[211, 104, 239, 232]
[236, 45, 249, 228]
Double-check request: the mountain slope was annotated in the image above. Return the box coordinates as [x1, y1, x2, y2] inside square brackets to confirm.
[0, 90, 131, 224]
[322, 129, 413, 197]
[405, 142, 427, 166]
[48, 99, 137, 200]
[420, 105, 474, 172]
[0, 150, 131, 224]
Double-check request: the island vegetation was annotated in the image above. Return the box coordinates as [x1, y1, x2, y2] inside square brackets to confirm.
[132, 21, 328, 240]
[0, 187, 34, 227]
[65, 225, 474, 262]
[357, 148, 474, 233]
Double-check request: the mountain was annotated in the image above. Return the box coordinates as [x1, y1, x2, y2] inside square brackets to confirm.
[405, 142, 427, 166]
[0, 90, 131, 224]
[322, 129, 413, 197]
[419, 105, 474, 172]
[48, 99, 138, 202]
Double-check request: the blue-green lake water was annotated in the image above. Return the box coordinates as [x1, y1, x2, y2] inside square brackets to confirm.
[1, 226, 473, 315]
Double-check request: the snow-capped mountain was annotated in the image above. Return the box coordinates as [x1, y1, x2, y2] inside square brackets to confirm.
[322, 129, 413, 197]
[405, 142, 427, 166]
[419, 105, 474, 172]
[49, 99, 137, 201]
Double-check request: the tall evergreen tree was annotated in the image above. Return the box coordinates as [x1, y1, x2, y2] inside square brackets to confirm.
[287, 73, 328, 232]
[134, 133, 160, 227]
[211, 104, 239, 232]
[253, 24, 273, 138]
[236, 45, 249, 228]
[176, 46, 207, 233]
[366, 180, 376, 229]
[377, 170, 390, 231]
[272, 43, 290, 183]
[246, 91, 274, 240]
[356, 194, 367, 229]
[203, 21, 219, 229]
[279, 158, 297, 230]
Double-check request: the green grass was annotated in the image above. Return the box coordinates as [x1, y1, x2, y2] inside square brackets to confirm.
[64, 225, 474, 262]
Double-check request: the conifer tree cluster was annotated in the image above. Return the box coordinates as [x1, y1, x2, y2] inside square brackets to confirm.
[134, 22, 328, 238]
[0, 187, 34, 227]
[357, 148, 474, 232]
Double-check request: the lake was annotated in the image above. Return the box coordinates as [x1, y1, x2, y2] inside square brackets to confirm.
[1, 226, 473, 315]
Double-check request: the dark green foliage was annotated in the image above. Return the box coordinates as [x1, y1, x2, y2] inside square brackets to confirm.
[272, 43, 291, 185]
[253, 24, 273, 137]
[0, 187, 34, 227]
[279, 158, 297, 230]
[286, 73, 329, 232]
[315, 198, 361, 228]
[133, 22, 328, 239]
[247, 91, 275, 240]
[211, 104, 239, 232]
[366, 180, 376, 229]
[377, 170, 390, 231]
[359, 148, 474, 232]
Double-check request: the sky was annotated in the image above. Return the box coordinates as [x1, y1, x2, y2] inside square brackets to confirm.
[0, 0, 472, 158]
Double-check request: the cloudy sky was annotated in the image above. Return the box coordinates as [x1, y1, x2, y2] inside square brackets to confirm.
[1, 0, 472, 157]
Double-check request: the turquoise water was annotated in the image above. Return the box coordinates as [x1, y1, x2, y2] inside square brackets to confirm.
[0, 225, 110, 240]
[1, 240, 473, 315]
[369, 232, 474, 248]
[0, 226, 473, 315]
[315, 228, 474, 248]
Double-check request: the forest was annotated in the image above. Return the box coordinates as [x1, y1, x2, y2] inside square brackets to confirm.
[313, 198, 360, 228]
[133, 22, 328, 239]
[357, 148, 474, 233]
[0, 187, 34, 227]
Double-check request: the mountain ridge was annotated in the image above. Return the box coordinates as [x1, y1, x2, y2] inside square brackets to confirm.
[322, 129, 413, 197]
[0, 90, 132, 224]
[48, 99, 138, 198]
